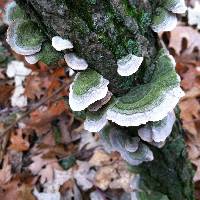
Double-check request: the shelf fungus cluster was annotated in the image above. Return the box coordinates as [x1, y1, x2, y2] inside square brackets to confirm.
[151, 0, 187, 32]
[4, 2, 62, 65]
[5, 1, 185, 166]
[68, 50, 184, 165]
[100, 126, 154, 166]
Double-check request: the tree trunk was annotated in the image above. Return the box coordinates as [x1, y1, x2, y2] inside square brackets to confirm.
[15, 0, 195, 199]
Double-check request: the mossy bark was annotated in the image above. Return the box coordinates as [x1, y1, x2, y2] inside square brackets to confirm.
[15, 0, 195, 199]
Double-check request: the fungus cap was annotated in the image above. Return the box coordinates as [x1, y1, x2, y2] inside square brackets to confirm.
[25, 54, 39, 64]
[84, 111, 108, 132]
[6, 21, 44, 55]
[100, 126, 154, 166]
[151, 8, 177, 33]
[138, 112, 176, 147]
[3, 1, 26, 25]
[117, 54, 143, 76]
[64, 53, 88, 70]
[52, 36, 73, 51]
[164, 0, 187, 14]
[69, 69, 109, 111]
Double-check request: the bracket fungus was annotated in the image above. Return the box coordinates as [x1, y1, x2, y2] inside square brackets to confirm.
[100, 126, 154, 166]
[164, 0, 187, 14]
[52, 36, 73, 51]
[138, 112, 176, 148]
[69, 69, 109, 111]
[25, 54, 39, 65]
[151, 0, 186, 33]
[84, 110, 108, 132]
[106, 51, 184, 127]
[151, 8, 177, 33]
[117, 54, 144, 76]
[7, 20, 44, 55]
[64, 53, 88, 71]
[4, 1, 186, 167]
[3, 1, 26, 25]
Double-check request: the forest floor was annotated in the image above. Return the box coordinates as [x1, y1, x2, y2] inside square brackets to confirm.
[0, 0, 200, 200]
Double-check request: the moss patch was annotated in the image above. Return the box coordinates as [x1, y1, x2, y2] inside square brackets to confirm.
[36, 42, 62, 65]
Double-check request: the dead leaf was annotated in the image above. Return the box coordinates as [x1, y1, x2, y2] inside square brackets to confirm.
[95, 165, 118, 191]
[25, 75, 44, 100]
[17, 184, 36, 200]
[179, 88, 200, 135]
[0, 155, 12, 185]
[169, 26, 200, 55]
[9, 129, 30, 152]
[0, 84, 13, 106]
[89, 149, 111, 167]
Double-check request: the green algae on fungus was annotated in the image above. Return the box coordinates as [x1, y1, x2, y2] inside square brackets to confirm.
[163, 0, 187, 14]
[151, 8, 177, 33]
[106, 51, 184, 127]
[69, 69, 109, 111]
[7, 20, 45, 55]
[72, 69, 101, 96]
[4, 1, 27, 25]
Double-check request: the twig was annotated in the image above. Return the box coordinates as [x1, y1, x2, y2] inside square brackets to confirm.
[0, 80, 71, 138]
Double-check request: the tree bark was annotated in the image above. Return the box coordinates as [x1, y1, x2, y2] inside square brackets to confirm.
[15, 0, 195, 199]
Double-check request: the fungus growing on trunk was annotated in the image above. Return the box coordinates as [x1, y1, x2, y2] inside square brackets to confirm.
[52, 36, 73, 51]
[117, 54, 144, 76]
[6, 20, 44, 55]
[84, 109, 108, 132]
[3, 1, 26, 25]
[106, 51, 184, 127]
[69, 69, 109, 111]
[164, 0, 187, 14]
[151, 8, 177, 33]
[138, 112, 176, 148]
[64, 53, 88, 71]
[100, 126, 154, 166]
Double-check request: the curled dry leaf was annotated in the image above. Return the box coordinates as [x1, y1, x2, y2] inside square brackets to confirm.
[179, 87, 200, 135]
[0, 155, 12, 185]
[9, 129, 30, 152]
[168, 26, 200, 55]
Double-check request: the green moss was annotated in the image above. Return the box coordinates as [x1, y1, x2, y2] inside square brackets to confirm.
[73, 69, 101, 96]
[120, 0, 152, 34]
[16, 20, 45, 48]
[152, 7, 167, 27]
[138, 11, 152, 34]
[139, 191, 169, 200]
[126, 39, 140, 55]
[86, 0, 97, 5]
[64, 0, 94, 30]
[36, 42, 62, 65]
